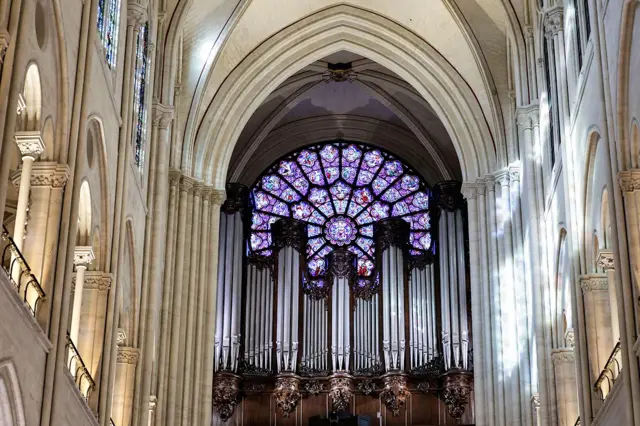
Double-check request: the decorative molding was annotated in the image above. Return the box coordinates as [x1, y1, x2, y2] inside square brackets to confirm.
[14, 131, 45, 158]
[152, 103, 174, 129]
[116, 328, 127, 346]
[618, 170, 640, 192]
[243, 382, 267, 393]
[440, 371, 473, 419]
[328, 248, 356, 280]
[551, 348, 575, 365]
[408, 251, 435, 271]
[597, 250, 615, 270]
[357, 380, 375, 395]
[351, 276, 379, 301]
[73, 271, 112, 292]
[273, 218, 308, 253]
[304, 380, 323, 396]
[374, 218, 409, 253]
[221, 182, 249, 214]
[416, 381, 432, 393]
[579, 274, 608, 293]
[117, 347, 140, 364]
[564, 328, 575, 349]
[329, 376, 353, 411]
[212, 372, 241, 422]
[12, 163, 70, 189]
[380, 375, 409, 417]
[433, 181, 464, 211]
[149, 395, 157, 411]
[274, 376, 301, 418]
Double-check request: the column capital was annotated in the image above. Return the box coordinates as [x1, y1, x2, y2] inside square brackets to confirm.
[149, 395, 158, 411]
[531, 393, 541, 408]
[74, 246, 95, 267]
[618, 169, 640, 192]
[579, 273, 608, 293]
[596, 250, 615, 270]
[117, 328, 127, 346]
[169, 168, 182, 188]
[516, 103, 539, 130]
[127, 3, 147, 28]
[14, 131, 45, 158]
[117, 346, 140, 365]
[152, 103, 174, 129]
[494, 169, 510, 187]
[544, 6, 564, 38]
[0, 27, 9, 64]
[211, 189, 227, 206]
[551, 348, 575, 365]
[509, 166, 521, 183]
[15, 162, 70, 188]
[484, 175, 497, 192]
[180, 175, 199, 193]
[460, 182, 477, 201]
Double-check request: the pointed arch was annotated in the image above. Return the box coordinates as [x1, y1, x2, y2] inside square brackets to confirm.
[0, 360, 26, 426]
[190, 5, 498, 187]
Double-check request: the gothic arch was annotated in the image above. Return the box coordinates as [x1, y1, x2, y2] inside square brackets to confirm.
[554, 228, 572, 348]
[189, 5, 498, 187]
[0, 360, 26, 426]
[18, 63, 42, 132]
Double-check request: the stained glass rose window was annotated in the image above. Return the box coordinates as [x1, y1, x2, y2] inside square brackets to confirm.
[250, 142, 433, 278]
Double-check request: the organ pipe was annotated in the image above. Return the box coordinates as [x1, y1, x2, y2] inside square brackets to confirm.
[327, 249, 355, 372]
[434, 181, 470, 371]
[214, 183, 249, 372]
[273, 218, 307, 373]
[375, 218, 409, 372]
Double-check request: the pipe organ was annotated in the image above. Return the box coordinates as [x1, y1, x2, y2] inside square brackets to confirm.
[212, 177, 474, 424]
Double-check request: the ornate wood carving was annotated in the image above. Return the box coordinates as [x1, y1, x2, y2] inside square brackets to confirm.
[212, 372, 241, 422]
[380, 374, 410, 417]
[274, 376, 302, 417]
[329, 376, 353, 411]
[222, 182, 249, 214]
[433, 180, 464, 212]
[374, 218, 409, 253]
[440, 371, 473, 419]
[273, 218, 308, 253]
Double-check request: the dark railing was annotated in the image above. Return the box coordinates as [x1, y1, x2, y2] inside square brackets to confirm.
[1, 225, 45, 317]
[66, 331, 96, 401]
[110, 419, 116, 426]
[574, 417, 580, 426]
[594, 341, 622, 401]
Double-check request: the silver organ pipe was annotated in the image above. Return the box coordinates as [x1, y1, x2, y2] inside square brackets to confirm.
[434, 181, 470, 372]
[409, 263, 437, 370]
[273, 219, 306, 373]
[214, 184, 248, 372]
[375, 218, 409, 372]
[243, 259, 273, 372]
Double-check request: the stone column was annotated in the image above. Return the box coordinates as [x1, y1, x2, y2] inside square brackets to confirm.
[579, 274, 614, 408]
[113, 346, 140, 426]
[551, 349, 579, 426]
[70, 246, 95, 344]
[597, 251, 620, 344]
[11, 132, 45, 253]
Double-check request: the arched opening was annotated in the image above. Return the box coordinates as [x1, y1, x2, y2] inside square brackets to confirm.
[18, 64, 42, 132]
[0, 361, 26, 426]
[76, 181, 92, 246]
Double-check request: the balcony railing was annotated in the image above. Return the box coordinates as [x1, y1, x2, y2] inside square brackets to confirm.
[66, 331, 96, 401]
[1, 225, 45, 317]
[110, 419, 116, 426]
[574, 417, 580, 426]
[594, 341, 622, 401]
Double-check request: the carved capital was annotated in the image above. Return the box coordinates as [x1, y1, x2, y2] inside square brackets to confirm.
[221, 183, 249, 214]
[580, 274, 608, 293]
[273, 218, 308, 253]
[531, 393, 541, 408]
[380, 374, 409, 417]
[12, 162, 70, 189]
[551, 348, 575, 365]
[14, 131, 45, 158]
[82, 271, 112, 291]
[509, 166, 521, 183]
[179, 175, 198, 193]
[329, 376, 353, 411]
[597, 250, 615, 270]
[374, 218, 409, 253]
[440, 371, 474, 419]
[127, 3, 147, 28]
[152, 103, 174, 129]
[211, 189, 226, 206]
[274, 376, 301, 418]
[149, 395, 157, 411]
[544, 7, 564, 37]
[618, 170, 640, 192]
[74, 246, 95, 267]
[116, 328, 127, 346]
[0, 28, 10, 63]
[494, 169, 511, 187]
[212, 372, 241, 422]
[564, 328, 575, 349]
[461, 182, 478, 200]
[168, 169, 181, 188]
[433, 180, 464, 211]
[117, 347, 140, 364]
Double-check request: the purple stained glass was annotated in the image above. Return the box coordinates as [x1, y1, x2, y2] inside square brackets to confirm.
[325, 216, 357, 246]
[133, 22, 148, 170]
[249, 142, 433, 276]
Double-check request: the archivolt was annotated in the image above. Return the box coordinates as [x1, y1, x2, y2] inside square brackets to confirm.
[0, 360, 26, 426]
[189, 4, 499, 187]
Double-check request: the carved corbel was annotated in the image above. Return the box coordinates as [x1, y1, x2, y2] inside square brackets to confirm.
[329, 376, 353, 411]
[440, 371, 473, 419]
[273, 376, 302, 418]
[212, 372, 241, 422]
[380, 374, 410, 417]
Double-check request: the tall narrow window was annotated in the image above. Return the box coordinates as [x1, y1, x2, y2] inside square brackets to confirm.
[133, 22, 149, 170]
[97, 0, 121, 69]
[543, 38, 556, 167]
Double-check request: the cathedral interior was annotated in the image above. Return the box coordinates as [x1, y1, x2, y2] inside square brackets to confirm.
[0, 0, 640, 425]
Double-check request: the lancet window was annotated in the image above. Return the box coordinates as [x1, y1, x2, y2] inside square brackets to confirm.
[97, 0, 121, 69]
[132, 22, 149, 170]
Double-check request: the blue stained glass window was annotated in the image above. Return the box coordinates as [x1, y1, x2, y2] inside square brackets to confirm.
[132, 22, 149, 171]
[250, 141, 433, 278]
[99, 0, 121, 69]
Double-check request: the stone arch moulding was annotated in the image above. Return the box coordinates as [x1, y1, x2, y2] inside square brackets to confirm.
[0, 360, 26, 426]
[86, 116, 110, 271]
[189, 4, 499, 187]
[582, 129, 602, 269]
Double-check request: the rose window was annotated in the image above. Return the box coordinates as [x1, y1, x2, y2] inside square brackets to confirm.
[249, 141, 433, 278]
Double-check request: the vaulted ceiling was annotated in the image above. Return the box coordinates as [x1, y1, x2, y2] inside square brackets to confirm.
[161, 0, 531, 185]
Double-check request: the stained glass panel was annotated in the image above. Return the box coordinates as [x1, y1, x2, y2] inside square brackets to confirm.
[133, 22, 149, 171]
[250, 142, 433, 277]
